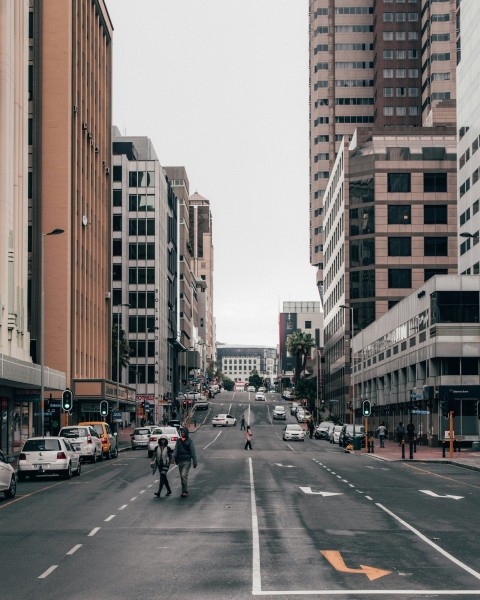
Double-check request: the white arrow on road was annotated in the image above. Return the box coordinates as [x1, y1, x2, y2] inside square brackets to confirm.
[300, 487, 343, 497]
[274, 463, 296, 468]
[420, 489, 464, 500]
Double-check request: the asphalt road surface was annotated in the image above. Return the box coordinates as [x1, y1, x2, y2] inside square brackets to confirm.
[2, 390, 480, 599]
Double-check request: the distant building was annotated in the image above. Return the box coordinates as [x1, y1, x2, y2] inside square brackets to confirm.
[217, 345, 277, 385]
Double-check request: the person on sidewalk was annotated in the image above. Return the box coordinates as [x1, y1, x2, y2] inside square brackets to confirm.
[244, 425, 253, 450]
[173, 427, 197, 498]
[377, 422, 387, 448]
[396, 422, 405, 446]
[152, 436, 172, 498]
[240, 415, 246, 431]
[406, 421, 415, 442]
[308, 419, 315, 439]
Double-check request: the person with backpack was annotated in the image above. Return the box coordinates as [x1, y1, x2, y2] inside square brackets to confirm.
[152, 436, 172, 498]
[173, 427, 197, 498]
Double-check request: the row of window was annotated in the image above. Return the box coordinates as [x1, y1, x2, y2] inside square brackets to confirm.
[349, 204, 448, 233]
[112, 168, 155, 187]
[387, 172, 448, 193]
[383, 12, 419, 22]
[383, 106, 419, 116]
[113, 266, 156, 284]
[387, 236, 449, 257]
[112, 218, 156, 235]
[383, 31, 418, 41]
[383, 68, 419, 78]
[112, 241, 156, 259]
[384, 86, 419, 97]
[383, 49, 419, 59]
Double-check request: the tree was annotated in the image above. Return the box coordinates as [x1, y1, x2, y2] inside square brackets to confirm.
[286, 330, 315, 384]
[112, 322, 130, 382]
[222, 377, 235, 391]
[248, 369, 263, 390]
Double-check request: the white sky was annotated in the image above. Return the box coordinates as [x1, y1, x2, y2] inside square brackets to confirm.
[107, 0, 319, 347]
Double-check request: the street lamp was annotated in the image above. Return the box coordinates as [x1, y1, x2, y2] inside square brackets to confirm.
[115, 303, 130, 411]
[146, 326, 159, 424]
[40, 228, 64, 436]
[340, 304, 356, 439]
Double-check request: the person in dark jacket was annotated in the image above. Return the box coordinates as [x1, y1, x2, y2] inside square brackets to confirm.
[173, 427, 197, 497]
[308, 419, 315, 439]
[152, 436, 172, 498]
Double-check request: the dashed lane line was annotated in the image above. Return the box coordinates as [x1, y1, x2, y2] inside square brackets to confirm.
[104, 515, 116, 522]
[66, 544, 82, 556]
[88, 527, 100, 537]
[38, 565, 58, 579]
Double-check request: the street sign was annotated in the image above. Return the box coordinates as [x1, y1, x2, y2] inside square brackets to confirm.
[411, 410, 430, 414]
[111, 410, 122, 422]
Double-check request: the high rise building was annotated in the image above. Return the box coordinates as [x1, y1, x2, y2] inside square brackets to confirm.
[27, 0, 114, 430]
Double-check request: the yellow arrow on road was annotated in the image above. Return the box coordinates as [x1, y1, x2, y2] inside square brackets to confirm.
[320, 550, 391, 581]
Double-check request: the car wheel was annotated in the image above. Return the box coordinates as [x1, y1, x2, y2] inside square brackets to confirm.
[64, 464, 72, 479]
[75, 462, 81, 477]
[17, 472, 26, 483]
[113, 446, 118, 458]
[4, 475, 17, 498]
[99, 449, 104, 461]
[234, 422, 237, 426]
[104, 451, 109, 460]
[91, 451, 97, 464]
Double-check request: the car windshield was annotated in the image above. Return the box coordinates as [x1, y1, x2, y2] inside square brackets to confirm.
[23, 439, 61, 451]
[135, 428, 151, 435]
[286, 425, 302, 431]
[156, 428, 177, 435]
[60, 428, 88, 438]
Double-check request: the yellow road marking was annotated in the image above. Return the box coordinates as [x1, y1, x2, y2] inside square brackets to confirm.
[320, 550, 391, 581]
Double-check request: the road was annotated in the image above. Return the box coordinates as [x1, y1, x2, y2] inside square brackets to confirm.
[1, 390, 480, 599]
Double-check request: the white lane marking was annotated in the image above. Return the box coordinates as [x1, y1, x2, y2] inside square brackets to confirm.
[365, 496, 373, 501]
[147, 484, 153, 488]
[88, 527, 100, 537]
[104, 515, 116, 522]
[38, 565, 58, 579]
[300, 487, 343, 497]
[66, 544, 82, 556]
[252, 589, 480, 596]
[249, 457, 262, 594]
[139, 490, 146, 494]
[349, 484, 355, 488]
[420, 490, 464, 500]
[377, 502, 480, 581]
[342, 479, 348, 483]
[118, 504, 128, 510]
[130, 496, 137, 501]
[286, 444, 294, 452]
[356, 490, 364, 494]
[203, 431, 222, 450]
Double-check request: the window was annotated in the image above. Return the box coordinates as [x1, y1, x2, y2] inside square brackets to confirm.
[384, 106, 394, 116]
[383, 31, 394, 40]
[388, 237, 411, 256]
[388, 205, 411, 224]
[384, 50, 394, 59]
[396, 106, 407, 116]
[424, 205, 447, 224]
[424, 268, 447, 282]
[424, 172, 447, 193]
[112, 166, 122, 182]
[305, 321, 312, 329]
[431, 291, 479, 324]
[388, 173, 411, 192]
[384, 87, 394, 97]
[384, 12, 394, 21]
[113, 215, 122, 232]
[113, 264, 122, 280]
[113, 189, 122, 207]
[384, 69, 394, 78]
[388, 269, 411, 288]
[424, 237, 448, 256]
[112, 240, 122, 256]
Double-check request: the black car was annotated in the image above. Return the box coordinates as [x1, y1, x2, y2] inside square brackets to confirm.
[339, 424, 366, 448]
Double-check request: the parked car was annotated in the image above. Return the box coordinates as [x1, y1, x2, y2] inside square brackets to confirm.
[148, 426, 179, 456]
[247, 386, 256, 392]
[131, 427, 154, 450]
[258, 386, 267, 393]
[185, 392, 202, 402]
[212, 414, 237, 427]
[58, 425, 104, 463]
[283, 424, 305, 442]
[255, 392, 266, 401]
[78, 421, 118, 459]
[314, 421, 335, 440]
[168, 419, 181, 429]
[273, 406, 286, 420]
[290, 401, 300, 415]
[194, 396, 209, 410]
[338, 424, 366, 448]
[329, 425, 343, 444]
[282, 390, 294, 400]
[0, 450, 16, 499]
[17, 437, 81, 480]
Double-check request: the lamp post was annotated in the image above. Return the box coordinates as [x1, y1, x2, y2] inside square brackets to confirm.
[146, 326, 159, 424]
[115, 303, 130, 412]
[340, 304, 355, 440]
[40, 228, 64, 437]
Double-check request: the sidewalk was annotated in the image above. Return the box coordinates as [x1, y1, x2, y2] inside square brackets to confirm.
[351, 439, 480, 472]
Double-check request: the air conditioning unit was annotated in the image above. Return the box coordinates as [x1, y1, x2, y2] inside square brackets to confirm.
[82, 122, 88, 130]
[95, 147, 99, 154]
[105, 167, 110, 175]
[73, 105, 78, 113]
[105, 291, 111, 299]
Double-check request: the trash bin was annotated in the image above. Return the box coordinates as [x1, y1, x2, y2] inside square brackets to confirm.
[353, 437, 362, 451]
[472, 441, 480, 452]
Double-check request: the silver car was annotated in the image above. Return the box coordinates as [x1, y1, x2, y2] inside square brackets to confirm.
[131, 427, 154, 450]
[17, 437, 81, 480]
[58, 425, 103, 463]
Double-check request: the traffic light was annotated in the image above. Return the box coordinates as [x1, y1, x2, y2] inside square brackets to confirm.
[182, 400, 187, 410]
[303, 399, 307, 407]
[62, 389, 73, 411]
[100, 400, 108, 417]
[362, 400, 371, 417]
[188, 400, 192, 408]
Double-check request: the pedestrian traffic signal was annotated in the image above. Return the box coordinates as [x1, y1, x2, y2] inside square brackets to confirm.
[188, 400, 192, 407]
[62, 389, 73, 411]
[100, 400, 108, 417]
[303, 399, 307, 406]
[182, 400, 187, 410]
[362, 400, 371, 417]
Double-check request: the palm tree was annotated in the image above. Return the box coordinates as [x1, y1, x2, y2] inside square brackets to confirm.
[286, 330, 315, 384]
[112, 322, 130, 382]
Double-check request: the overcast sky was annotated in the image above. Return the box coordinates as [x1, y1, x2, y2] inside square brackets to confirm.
[107, 0, 319, 347]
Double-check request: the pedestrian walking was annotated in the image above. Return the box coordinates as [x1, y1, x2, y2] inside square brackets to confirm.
[244, 425, 253, 450]
[240, 415, 246, 430]
[308, 419, 315, 439]
[396, 422, 405, 446]
[377, 422, 387, 448]
[406, 421, 415, 442]
[172, 427, 197, 498]
[152, 436, 172, 498]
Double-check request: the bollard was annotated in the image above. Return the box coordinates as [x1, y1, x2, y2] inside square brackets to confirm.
[401, 440, 405, 459]
[409, 440, 414, 460]
[442, 442, 446, 458]
[194, 419, 197, 428]
[413, 436, 417, 453]
[370, 439, 375, 454]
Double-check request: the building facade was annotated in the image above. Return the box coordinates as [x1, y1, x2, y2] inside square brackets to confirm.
[217, 345, 277, 385]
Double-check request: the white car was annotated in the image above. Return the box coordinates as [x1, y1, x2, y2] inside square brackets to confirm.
[212, 414, 237, 427]
[296, 410, 312, 423]
[329, 425, 343, 444]
[283, 424, 305, 442]
[247, 386, 256, 392]
[273, 406, 286, 420]
[255, 392, 266, 401]
[58, 425, 104, 463]
[17, 437, 81, 480]
[258, 386, 267, 393]
[290, 401, 300, 415]
[147, 426, 179, 456]
[0, 450, 16, 499]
